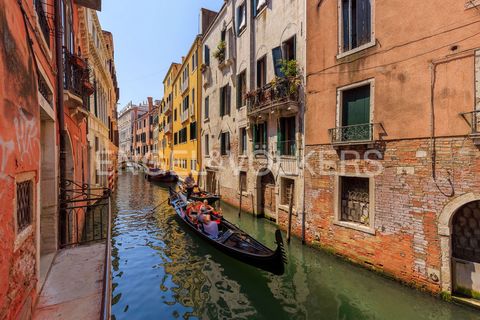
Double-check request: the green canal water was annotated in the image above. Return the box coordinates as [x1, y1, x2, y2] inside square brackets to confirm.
[111, 173, 479, 320]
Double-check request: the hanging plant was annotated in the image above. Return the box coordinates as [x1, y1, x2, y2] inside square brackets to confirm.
[213, 41, 226, 63]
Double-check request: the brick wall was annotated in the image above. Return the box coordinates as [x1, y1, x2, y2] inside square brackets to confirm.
[303, 137, 480, 293]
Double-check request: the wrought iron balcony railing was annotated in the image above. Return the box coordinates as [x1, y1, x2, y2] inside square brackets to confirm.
[247, 77, 300, 115]
[180, 110, 189, 123]
[460, 110, 480, 135]
[34, 0, 50, 47]
[276, 140, 297, 156]
[64, 48, 93, 101]
[329, 123, 374, 145]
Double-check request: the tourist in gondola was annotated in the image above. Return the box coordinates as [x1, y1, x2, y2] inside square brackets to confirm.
[202, 214, 219, 239]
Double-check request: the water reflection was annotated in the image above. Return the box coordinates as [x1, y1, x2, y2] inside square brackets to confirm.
[111, 173, 479, 320]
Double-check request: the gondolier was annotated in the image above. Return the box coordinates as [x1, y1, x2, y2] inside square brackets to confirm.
[184, 172, 196, 198]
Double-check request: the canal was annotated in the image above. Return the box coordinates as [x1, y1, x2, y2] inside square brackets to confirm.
[111, 173, 479, 320]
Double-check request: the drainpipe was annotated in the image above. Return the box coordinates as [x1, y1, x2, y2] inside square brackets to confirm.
[55, 0, 67, 246]
[301, 0, 307, 245]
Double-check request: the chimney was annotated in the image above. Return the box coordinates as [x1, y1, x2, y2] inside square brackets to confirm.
[147, 97, 153, 112]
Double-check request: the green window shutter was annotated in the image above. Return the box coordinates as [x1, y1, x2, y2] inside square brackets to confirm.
[342, 85, 370, 126]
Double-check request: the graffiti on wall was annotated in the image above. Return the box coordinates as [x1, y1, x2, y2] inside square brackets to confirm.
[14, 107, 39, 166]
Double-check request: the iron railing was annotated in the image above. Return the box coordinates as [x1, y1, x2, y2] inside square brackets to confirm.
[64, 48, 90, 100]
[247, 77, 300, 115]
[276, 140, 297, 156]
[59, 180, 112, 319]
[329, 123, 374, 144]
[34, 0, 50, 47]
[460, 110, 480, 135]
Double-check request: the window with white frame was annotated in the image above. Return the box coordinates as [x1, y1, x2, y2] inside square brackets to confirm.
[340, 0, 373, 53]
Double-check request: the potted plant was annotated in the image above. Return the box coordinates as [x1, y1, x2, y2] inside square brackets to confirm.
[280, 59, 300, 97]
[213, 41, 226, 64]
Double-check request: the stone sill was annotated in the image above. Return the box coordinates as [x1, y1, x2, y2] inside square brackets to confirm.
[278, 204, 297, 216]
[336, 40, 377, 60]
[334, 221, 375, 235]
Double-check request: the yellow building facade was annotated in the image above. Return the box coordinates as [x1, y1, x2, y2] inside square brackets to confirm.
[159, 37, 203, 180]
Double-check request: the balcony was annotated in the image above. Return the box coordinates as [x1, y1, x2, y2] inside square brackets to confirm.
[329, 123, 375, 145]
[64, 49, 93, 118]
[164, 123, 171, 134]
[163, 100, 172, 114]
[247, 77, 300, 118]
[34, 0, 50, 48]
[460, 110, 480, 145]
[275, 140, 297, 157]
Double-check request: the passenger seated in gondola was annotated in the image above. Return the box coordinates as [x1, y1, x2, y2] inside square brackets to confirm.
[203, 214, 219, 239]
[200, 200, 214, 214]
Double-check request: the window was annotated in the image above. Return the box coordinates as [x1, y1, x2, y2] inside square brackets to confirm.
[190, 122, 197, 140]
[257, 56, 267, 88]
[220, 85, 231, 116]
[282, 36, 296, 61]
[205, 134, 210, 156]
[191, 159, 197, 171]
[340, 176, 370, 226]
[341, 0, 372, 53]
[237, 71, 247, 109]
[220, 132, 230, 155]
[253, 122, 268, 151]
[272, 47, 283, 77]
[179, 127, 188, 144]
[239, 127, 247, 155]
[192, 50, 198, 71]
[278, 117, 296, 156]
[204, 45, 210, 66]
[16, 180, 33, 233]
[338, 83, 371, 142]
[280, 178, 295, 207]
[239, 171, 247, 191]
[253, 0, 267, 16]
[174, 132, 178, 145]
[174, 108, 178, 121]
[237, 3, 247, 33]
[204, 96, 210, 119]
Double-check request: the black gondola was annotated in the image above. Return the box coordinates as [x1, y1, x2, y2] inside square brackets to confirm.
[185, 190, 221, 205]
[169, 189, 286, 275]
[146, 169, 179, 183]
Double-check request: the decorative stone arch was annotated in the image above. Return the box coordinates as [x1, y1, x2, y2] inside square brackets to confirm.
[438, 193, 480, 293]
[279, 23, 298, 46]
[255, 45, 268, 61]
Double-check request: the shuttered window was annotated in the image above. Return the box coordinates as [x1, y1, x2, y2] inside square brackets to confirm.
[341, 0, 372, 52]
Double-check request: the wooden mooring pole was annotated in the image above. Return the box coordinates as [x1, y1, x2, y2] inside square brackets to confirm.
[287, 184, 294, 244]
[238, 178, 243, 217]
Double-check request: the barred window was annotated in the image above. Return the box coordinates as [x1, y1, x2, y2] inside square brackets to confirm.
[340, 176, 370, 225]
[17, 180, 33, 232]
[281, 178, 295, 206]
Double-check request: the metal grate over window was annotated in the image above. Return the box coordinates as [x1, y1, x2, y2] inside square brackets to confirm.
[17, 180, 33, 232]
[341, 177, 370, 225]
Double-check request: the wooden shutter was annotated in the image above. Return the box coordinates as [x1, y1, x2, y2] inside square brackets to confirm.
[342, 85, 370, 126]
[226, 85, 231, 115]
[342, 0, 350, 51]
[357, 0, 372, 47]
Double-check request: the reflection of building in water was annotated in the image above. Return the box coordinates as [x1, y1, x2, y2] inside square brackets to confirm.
[160, 225, 255, 318]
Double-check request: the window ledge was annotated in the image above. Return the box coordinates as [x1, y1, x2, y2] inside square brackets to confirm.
[279, 155, 296, 160]
[238, 27, 247, 37]
[204, 117, 210, 123]
[334, 221, 375, 235]
[15, 225, 33, 252]
[278, 204, 297, 215]
[255, 5, 268, 18]
[336, 40, 377, 60]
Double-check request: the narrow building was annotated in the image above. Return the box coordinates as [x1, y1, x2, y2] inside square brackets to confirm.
[305, 0, 480, 299]
[200, 0, 306, 226]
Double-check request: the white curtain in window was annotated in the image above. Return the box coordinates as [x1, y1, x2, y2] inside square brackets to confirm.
[239, 5, 246, 29]
[257, 0, 266, 10]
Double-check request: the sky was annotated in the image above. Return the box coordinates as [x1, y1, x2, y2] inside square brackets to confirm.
[97, 0, 224, 109]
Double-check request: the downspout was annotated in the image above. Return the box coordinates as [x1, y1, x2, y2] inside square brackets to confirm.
[55, 0, 67, 245]
[301, 0, 307, 245]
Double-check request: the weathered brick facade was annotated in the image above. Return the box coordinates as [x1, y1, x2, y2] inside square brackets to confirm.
[302, 138, 480, 293]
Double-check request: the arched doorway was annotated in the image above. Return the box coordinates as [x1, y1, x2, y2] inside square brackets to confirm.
[258, 170, 276, 220]
[451, 201, 480, 299]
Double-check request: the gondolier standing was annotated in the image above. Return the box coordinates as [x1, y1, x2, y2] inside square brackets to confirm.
[184, 172, 196, 198]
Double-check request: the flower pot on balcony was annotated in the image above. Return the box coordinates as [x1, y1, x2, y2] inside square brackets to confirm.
[70, 55, 87, 69]
[83, 81, 95, 96]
